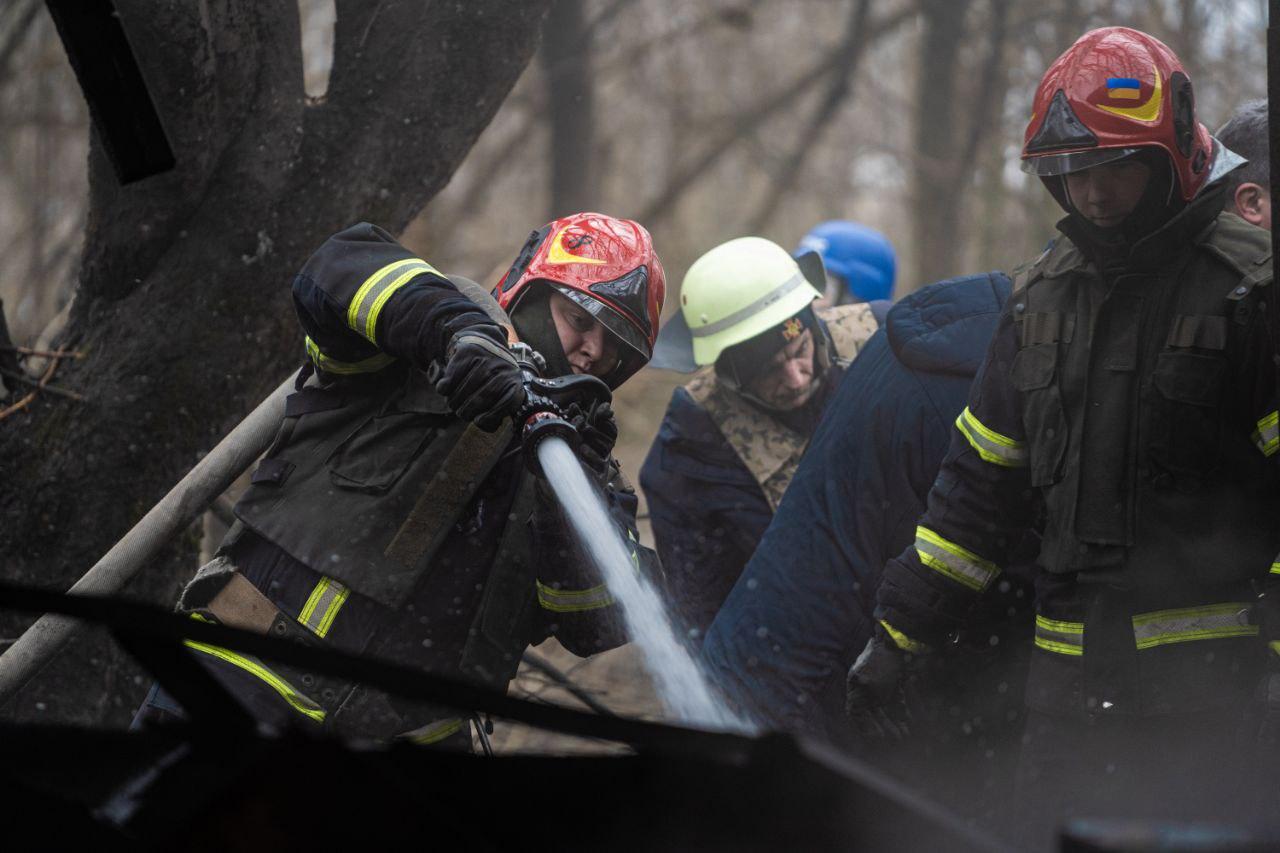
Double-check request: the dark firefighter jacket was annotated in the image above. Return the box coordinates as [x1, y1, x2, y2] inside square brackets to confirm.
[876, 199, 1280, 718]
[639, 304, 879, 640]
[699, 272, 1024, 740]
[176, 223, 651, 744]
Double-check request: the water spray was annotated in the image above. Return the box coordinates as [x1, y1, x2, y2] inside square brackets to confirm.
[511, 345, 749, 731]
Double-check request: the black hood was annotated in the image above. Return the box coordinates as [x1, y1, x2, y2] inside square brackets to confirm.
[885, 272, 1012, 376]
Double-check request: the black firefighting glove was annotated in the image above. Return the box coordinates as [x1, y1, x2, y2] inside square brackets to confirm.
[564, 400, 618, 480]
[845, 624, 914, 741]
[435, 326, 526, 432]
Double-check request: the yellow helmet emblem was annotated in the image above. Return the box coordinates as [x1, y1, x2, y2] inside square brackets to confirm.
[1098, 65, 1162, 123]
[546, 227, 607, 265]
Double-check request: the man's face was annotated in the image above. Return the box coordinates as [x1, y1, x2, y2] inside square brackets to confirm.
[1064, 158, 1152, 228]
[548, 290, 619, 378]
[746, 327, 818, 410]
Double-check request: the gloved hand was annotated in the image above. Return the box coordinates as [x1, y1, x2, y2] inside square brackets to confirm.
[845, 626, 910, 740]
[564, 400, 618, 479]
[435, 327, 526, 431]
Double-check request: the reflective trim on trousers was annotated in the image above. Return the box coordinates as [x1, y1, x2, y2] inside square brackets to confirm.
[305, 336, 395, 375]
[913, 525, 1000, 592]
[1034, 614, 1084, 656]
[879, 619, 929, 654]
[955, 406, 1028, 468]
[535, 580, 615, 613]
[1254, 410, 1279, 458]
[399, 717, 465, 746]
[184, 615, 325, 723]
[347, 257, 438, 343]
[1131, 602, 1257, 650]
[298, 576, 349, 639]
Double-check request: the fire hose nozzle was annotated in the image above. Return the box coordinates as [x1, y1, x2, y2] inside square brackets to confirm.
[517, 371, 612, 478]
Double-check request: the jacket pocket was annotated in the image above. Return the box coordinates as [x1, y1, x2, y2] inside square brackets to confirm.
[326, 384, 451, 495]
[1146, 351, 1225, 481]
[1010, 344, 1068, 487]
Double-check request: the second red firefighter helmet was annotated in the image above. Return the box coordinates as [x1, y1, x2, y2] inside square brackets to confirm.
[1021, 26, 1215, 201]
[494, 211, 666, 386]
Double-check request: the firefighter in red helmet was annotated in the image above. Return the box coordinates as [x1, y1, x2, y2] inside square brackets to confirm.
[134, 215, 665, 749]
[845, 27, 1279, 840]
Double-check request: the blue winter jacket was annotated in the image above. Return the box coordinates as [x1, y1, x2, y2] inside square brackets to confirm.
[700, 272, 1014, 739]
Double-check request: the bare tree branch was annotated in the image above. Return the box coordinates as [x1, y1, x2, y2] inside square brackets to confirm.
[637, 1, 919, 224]
[744, 0, 873, 233]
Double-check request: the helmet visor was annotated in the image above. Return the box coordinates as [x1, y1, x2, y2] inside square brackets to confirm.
[1021, 147, 1141, 177]
[546, 282, 651, 364]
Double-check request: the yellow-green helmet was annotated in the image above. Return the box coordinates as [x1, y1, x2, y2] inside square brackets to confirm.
[681, 236, 822, 366]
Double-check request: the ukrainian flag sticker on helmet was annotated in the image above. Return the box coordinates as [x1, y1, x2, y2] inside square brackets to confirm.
[1106, 77, 1142, 99]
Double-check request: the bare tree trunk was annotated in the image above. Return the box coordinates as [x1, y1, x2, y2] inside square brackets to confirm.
[0, 0, 551, 726]
[542, 0, 597, 217]
[908, 0, 973, 288]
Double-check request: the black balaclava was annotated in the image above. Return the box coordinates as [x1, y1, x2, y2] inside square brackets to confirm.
[508, 285, 575, 379]
[1051, 148, 1183, 276]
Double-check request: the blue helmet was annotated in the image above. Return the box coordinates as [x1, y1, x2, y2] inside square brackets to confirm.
[795, 220, 897, 302]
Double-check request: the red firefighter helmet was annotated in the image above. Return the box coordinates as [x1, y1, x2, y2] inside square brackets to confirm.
[1021, 27, 1215, 201]
[494, 212, 666, 386]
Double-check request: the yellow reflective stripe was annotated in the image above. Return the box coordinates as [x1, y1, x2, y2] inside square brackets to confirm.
[1034, 614, 1084, 656]
[347, 258, 437, 343]
[400, 717, 464, 745]
[1270, 561, 1280, 577]
[913, 526, 1000, 592]
[298, 576, 349, 639]
[183, 634, 325, 723]
[1132, 602, 1257, 650]
[955, 407, 1028, 468]
[535, 580, 615, 613]
[1271, 641, 1280, 658]
[879, 620, 929, 654]
[1035, 636, 1084, 656]
[305, 335, 395, 375]
[1254, 411, 1279, 457]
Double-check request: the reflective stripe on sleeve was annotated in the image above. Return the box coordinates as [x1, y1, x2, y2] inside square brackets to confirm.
[1131, 603, 1257, 650]
[399, 717, 465, 746]
[536, 580, 615, 613]
[347, 258, 438, 343]
[1253, 411, 1279, 457]
[305, 336, 395, 375]
[955, 407, 1028, 468]
[184, 616, 325, 723]
[1271, 561, 1280, 577]
[1034, 614, 1084, 656]
[913, 526, 1000, 592]
[879, 620, 929, 654]
[298, 576, 349, 639]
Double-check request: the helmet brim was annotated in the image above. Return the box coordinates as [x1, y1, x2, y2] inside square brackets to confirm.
[1020, 147, 1142, 176]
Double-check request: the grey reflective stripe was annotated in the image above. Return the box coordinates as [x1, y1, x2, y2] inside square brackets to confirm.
[400, 717, 464, 745]
[1132, 603, 1256, 650]
[955, 407, 1028, 468]
[687, 272, 808, 338]
[348, 258, 435, 343]
[1034, 615, 1083, 656]
[913, 526, 999, 592]
[536, 580, 615, 613]
[298, 576, 349, 639]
